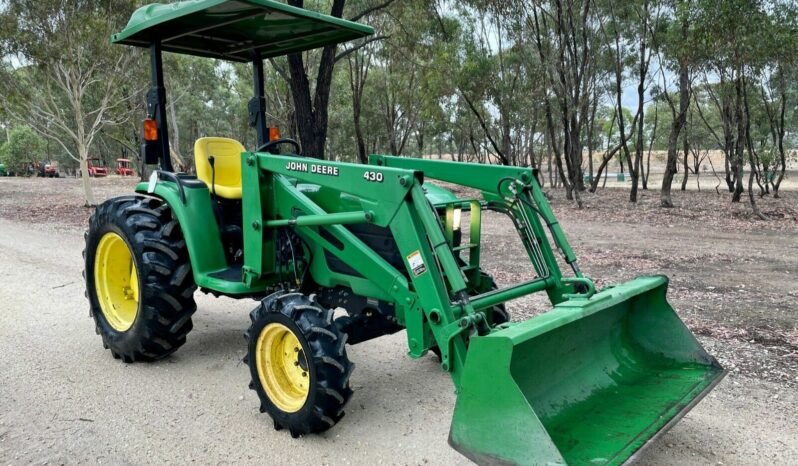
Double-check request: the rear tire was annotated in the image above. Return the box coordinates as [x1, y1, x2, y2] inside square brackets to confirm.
[246, 291, 353, 438]
[84, 195, 197, 362]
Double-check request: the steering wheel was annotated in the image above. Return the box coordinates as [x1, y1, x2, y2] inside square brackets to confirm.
[256, 138, 301, 155]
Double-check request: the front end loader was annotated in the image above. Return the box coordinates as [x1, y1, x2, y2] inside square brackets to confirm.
[83, 1, 725, 464]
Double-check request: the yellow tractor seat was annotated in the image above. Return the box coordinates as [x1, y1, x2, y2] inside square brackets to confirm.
[194, 137, 246, 200]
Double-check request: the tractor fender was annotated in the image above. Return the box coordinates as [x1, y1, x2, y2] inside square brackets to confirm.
[135, 180, 227, 285]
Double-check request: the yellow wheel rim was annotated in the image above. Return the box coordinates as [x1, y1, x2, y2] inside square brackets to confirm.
[256, 323, 310, 413]
[94, 232, 139, 332]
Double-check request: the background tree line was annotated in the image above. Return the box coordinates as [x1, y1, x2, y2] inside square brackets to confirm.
[1, 0, 797, 214]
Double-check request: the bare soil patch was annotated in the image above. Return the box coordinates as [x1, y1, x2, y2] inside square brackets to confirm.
[0, 176, 139, 229]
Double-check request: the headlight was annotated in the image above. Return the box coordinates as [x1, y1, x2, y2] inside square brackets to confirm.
[453, 208, 462, 231]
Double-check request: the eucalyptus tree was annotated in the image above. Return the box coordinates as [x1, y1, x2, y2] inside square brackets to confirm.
[691, 0, 769, 207]
[499, 0, 603, 206]
[456, 8, 522, 166]
[688, 0, 797, 218]
[756, 1, 798, 198]
[656, 0, 695, 207]
[597, 0, 663, 202]
[0, 0, 138, 205]
[346, 39, 376, 163]
[281, 0, 397, 160]
[368, 2, 432, 158]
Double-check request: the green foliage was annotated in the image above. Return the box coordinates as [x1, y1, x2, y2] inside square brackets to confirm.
[0, 1, 139, 152]
[0, 126, 45, 173]
[0, 0, 796, 195]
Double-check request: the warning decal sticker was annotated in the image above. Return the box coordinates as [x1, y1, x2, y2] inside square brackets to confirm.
[407, 250, 427, 276]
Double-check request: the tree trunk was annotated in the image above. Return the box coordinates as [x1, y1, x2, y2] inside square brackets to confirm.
[544, 99, 573, 197]
[772, 74, 787, 198]
[696, 168, 701, 192]
[347, 52, 370, 164]
[680, 131, 689, 191]
[587, 90, 598, 185]
[742, 80, 768, 220]
[712, 75, 737, 193]
[644, 103, 658, 190]
[752, 144, 767, 196]
[286, 0, 345, 160]
[78, 148, 97, 207]
[731, 75, 746, 202]
[353, 106, 367, 163]
[544, 128, 554, 187]
[168, 97, 183, 167]
[724, 149, 733, 192]
[661, 51, 689, 207]
[630, 0, 649, 203]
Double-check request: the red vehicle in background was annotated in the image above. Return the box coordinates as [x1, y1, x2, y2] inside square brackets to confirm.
[86, 158, 109, 177]
[37, 161, 60, 177]
[44, 162, 60, 178]
[115, 158, 136, 176]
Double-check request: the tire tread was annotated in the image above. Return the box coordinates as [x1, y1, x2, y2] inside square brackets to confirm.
[246, 291, 353, 436]
[84, 195, 197, 362]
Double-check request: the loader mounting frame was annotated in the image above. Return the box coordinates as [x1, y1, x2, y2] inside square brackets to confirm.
[139, 154, 591, 385]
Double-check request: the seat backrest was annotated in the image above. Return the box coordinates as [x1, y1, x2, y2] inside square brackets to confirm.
[194, 137, 246, 200]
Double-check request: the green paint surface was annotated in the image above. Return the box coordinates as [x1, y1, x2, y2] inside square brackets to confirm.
[112, 0, 373, 62]
[543, 363, 714, 464]
[450, 276, 725, 465]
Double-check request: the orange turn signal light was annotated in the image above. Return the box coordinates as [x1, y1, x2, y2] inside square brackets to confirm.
[268, 127, 281, 141]
[143, 119, 158, 142]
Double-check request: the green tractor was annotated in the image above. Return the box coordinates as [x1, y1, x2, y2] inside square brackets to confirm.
[84, 1, 725, 464]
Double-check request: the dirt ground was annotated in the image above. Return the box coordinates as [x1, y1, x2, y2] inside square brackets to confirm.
[1, 176, 796, 465]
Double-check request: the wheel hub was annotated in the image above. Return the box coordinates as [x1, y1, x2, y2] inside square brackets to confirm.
[93, 232, 139, 332]
[256, 323, 310, 413]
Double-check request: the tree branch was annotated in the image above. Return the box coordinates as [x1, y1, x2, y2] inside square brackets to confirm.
[335, 35, 389, 62]
[459, 89, 509, 165]
[268, 58, 291, 84]
[349, 0, 398, 22]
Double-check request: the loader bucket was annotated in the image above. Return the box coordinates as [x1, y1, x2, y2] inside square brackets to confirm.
[450, 276, 725, 466]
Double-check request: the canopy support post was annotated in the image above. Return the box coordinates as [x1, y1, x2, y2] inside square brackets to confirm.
[249, 50, 268, 149]
[147, 41, 173, 172]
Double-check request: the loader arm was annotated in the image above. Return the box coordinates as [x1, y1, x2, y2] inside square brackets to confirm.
[370, 155, 590, 304]
[238, 152, 601, 383]
[240, 153, 478, 379]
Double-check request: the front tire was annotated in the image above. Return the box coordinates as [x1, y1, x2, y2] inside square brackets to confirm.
[246, 291, 353, 438]
[84, 195, 197, 362]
